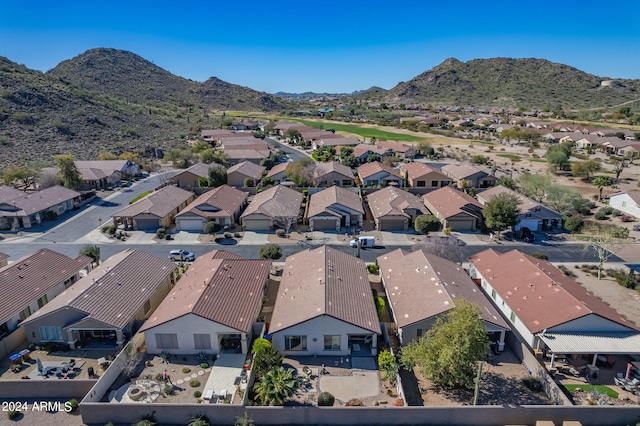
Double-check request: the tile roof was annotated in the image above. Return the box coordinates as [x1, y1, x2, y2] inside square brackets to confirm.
[0, 185, 28, 203]
[378, 249, 509, 330]
[399, 162, 447, 180]
[112, 185, 193, 219]
[225, 149, 272, 161]
[351, 144, 389, 158]
[0, 186, 80, 216]
[422, 186, 483, 219]
[175, 163, 219, 179]
[376, 140, 415, 153]
[367, 186, 427, 220]
[626, 190, 640, 205]
[140, 251, 270, 333]
[441, 164, 486, 180]
[240, 185, 303, 219]
[0, 249, 92, 324]
[201, 129, 248, 138]
[317, 137, 361, 147]
[175, 185, 248, 219]
[357, 162, 401, 180]
[226, 161, 266, 180]
[266, 161, 293, 178]
[469, 249, 639, 333]
[23, 249, 177, 329]
[313, 162, 354, 180]
[477, 185, 561, 220]
[269, 246, 380, 334]
[307, 186, 364, 218]
[74, 160, 130, 172]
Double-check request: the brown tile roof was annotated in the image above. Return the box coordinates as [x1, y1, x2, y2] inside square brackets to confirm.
[226, 161, 266, 180]
[112, 185, 193, 219]
[469, 249, 639, 333]
[0, 186, 24, 203]
[175, 163, 219, 179]
[307, 186, 364, 218]
[266, 161, 293, 178]
[218, 137, 263, 146]
[201, 129, 248, 138]
[174, 185, 248, 219]
[225, 149, 272, 161]
[23, 249, 177, 329]
[441, 164, 487, 180]
[74, 160, 130, 172]
[378, 249, 509, 330]
[1, 186, 80, 216]
[626, 190, 640, 205]
[357, 162, 401, 180]
[477, 185, 561, 220]
[317, 137, 360, 147]
[367, 186, 427, 220]
[240, 185, 302, 219]
[351, 144, 389, 158]
[399, 162, 445, 180]
[269, 246, 380, 334]
[0, 249, 92, 324]
[376, 140, 415, 153]
[313, 162, 354, 180]
[423, 186, 483, 219]
[140, 251, 270, 333]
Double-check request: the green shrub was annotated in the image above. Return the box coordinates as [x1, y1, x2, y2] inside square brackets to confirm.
[204, 221, 221, 234]
[155, 373, 163, 381]
[443, 227, 452, 236]
[182, 367, 191, 374]
[602, 206, 614, 215]
[164, 233, 171, 240]
[193, 391, 202, 398]
[531, 252, 548, 260]
[564, 216, 584, 233]
[133, 415, 158, 426]
[611, 269, 635, 288]
[318, 391, 335, 406]
[612, 226, 629, 239]
[224, 232, 232, 238]
[66, 398, 79, 412]
[190, 379, 201, 387]
[164, 385, 174, 395]
[234, 232, 241, 238]
[362, 190, 368, 196]
[346, 398, 364, 406]
[101, 225, 110, 233]
[275, 229, 285, 237]
[594, 210, 607, 220]
[520, 377, 543, 392]
[188, 415, 211, 426]
[200, 363, 209, 369]
[367, 263, 379, 274]
[612, 209, 622, 216]
[156, 227, 166, 237]
[7, 410, 19, 420]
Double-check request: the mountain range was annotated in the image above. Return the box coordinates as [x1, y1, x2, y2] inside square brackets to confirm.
[1, 49, 639, 168]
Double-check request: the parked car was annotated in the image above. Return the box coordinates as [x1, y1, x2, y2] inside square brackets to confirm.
[168, 249, 195, 261]
[521, 227, 535, 243]
[350, 236, 375, 248]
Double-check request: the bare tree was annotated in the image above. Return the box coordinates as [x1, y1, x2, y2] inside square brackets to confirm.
[274, 214, 296, 237]
[420, 236, 466, 264]
[37, 170, 62, 189]
[120, 343, 143, 378]
[583, 225, 630, 280]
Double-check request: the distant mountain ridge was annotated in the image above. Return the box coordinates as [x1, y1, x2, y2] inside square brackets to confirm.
[379, 57, 640, 109]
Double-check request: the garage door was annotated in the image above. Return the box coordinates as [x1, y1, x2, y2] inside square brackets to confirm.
[177, 218, 205, 232]
[311, 218, 339, 230]
[379, 218, 406, 231]
[243, 219, 272, 231]
[446, 219, 474, 231]
[135, 218, 161, 230]
[515, 219, 539, 231]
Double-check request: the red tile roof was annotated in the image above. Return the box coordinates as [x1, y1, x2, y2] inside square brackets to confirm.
[469, 249, 638, 333]
[269, 246, 380, 334]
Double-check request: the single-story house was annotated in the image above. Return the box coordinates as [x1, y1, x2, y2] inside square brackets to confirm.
[265, 161, 294, 184]
[201, 129, 248, 143]
[312, 137, 360, 150]
[367, 186, 429, 231]
[422, 186, 484, 231]
[399, 163, 450, 188]
[609, 191, 640, 218]
[378, 248, 509, 348]
[0, 249, 91, 356]
[225, 149, 273, 165]
[269, 246, 381, 356]
[357, 162, 402, 187]
[477, 185, 562, 231]
[0, 185, 81, 230]
[112, 185, 194, 231]
[240, 185, 303, 231]
[441, 164, 496, 188]
[375, 141, 417, 159]
[74, 160, 140, 189]
[22, 249, 178, 350]
[350, 144, 391, 164]
[307, 186, 364, 231]
[312, 162, 354, 187]
[469, 249, 640, 364]
[617, 143, 640, 158]
[226, 161, 266, 187]
[140, 250, 270, 355]
[172, 163, 218, 189]
[174, 185, 248, 231]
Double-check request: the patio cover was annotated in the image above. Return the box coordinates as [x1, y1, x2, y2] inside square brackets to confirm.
[538, 332, 640, 355]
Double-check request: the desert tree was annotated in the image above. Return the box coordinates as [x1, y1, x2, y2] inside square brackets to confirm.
[258, 243, 283, 261]
[285, 158, 314, 187]
[583, 224, 630, 280]
[54, 154, 82, 189]
[420, 236, 465, 264]
[592, 175, 613, 202]
[414, 214, 441, 235]
[254, 366, 297, 406]
[79, 244, 101, 266]
[3, 165, 40, 191]
[517, 173, 552, 202]
[207, 165, 227, 187]
[482, 193, 521, 238]
[571, 160, 600, 180]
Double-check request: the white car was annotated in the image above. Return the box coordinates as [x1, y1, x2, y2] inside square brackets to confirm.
[168, 249, 195, 261]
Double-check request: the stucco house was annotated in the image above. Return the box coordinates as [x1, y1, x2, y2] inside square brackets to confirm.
[240, 185, 303, 231]
[265, 161, 294, 184]
[226, 161, 265, 187]
[609, 191, 640, 218]
[422, 186, 484, 231]
[269, 246, 381, 357]
[399, 163, 450, 188]
[375, 141, 417, 159]
[172, 163, 218, 189]
[312, 137, 360, 150]
[140, 250, 270, 355]
[0, 249, 92, 357]
[174, 185, 248, 232]
[378, 248, 509, 348]
[350, 144, 391, 164]
[477, 185, 562, 231]
[367, 186, 429, 231]
[0, 185, 81, 230]
[307, 186, 364, 231]
[312, 162, 354, 187]
[441, 164, 496, 188]
[357, 162, 402, 187]
[21, 249, 178, 350]
[111, 185, 194, 231]
[469, 249, 640, 365]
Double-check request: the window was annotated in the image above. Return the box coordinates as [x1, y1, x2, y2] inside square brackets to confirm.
[622, 201, 627, 208]
[40, 326, 62, 341]
[18, 306, 31, 321]
[417, 181, 426, 187]
[0, 322, 9, 339]
[37, 295, 48, 309]
[57, 204, 65, 213]
[342, 180, 351, 186]
[431, 180, 438, 187]
[155, 333, 179, 349]
[324, 335, 341, 350]
[510, 311, 516, 323]
[284, 335, 307, 351]
[491, 289, 496, 300]
[369, 180, 378, 186]
[194, 334, 211, 350]
[143, 300, 151, 314]
[416, 329, 423, 338]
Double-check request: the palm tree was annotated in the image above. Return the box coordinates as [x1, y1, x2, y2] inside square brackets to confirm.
[592, 176, 613, 202]
[254, 366, 297, 406]
[79, 244, 101, 266]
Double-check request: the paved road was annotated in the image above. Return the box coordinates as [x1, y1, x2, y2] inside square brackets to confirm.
[265, 137, 312, 162]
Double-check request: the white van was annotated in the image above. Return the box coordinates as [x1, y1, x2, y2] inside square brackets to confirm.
[350, 236, 375, 248]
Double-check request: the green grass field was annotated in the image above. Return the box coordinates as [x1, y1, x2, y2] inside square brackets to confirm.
[562, 384, 618, 398]
[129, 191, 152, 204]
[292, 119, 425, 142]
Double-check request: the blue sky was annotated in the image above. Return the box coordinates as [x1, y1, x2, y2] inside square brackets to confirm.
[1, 0, 639, 93]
